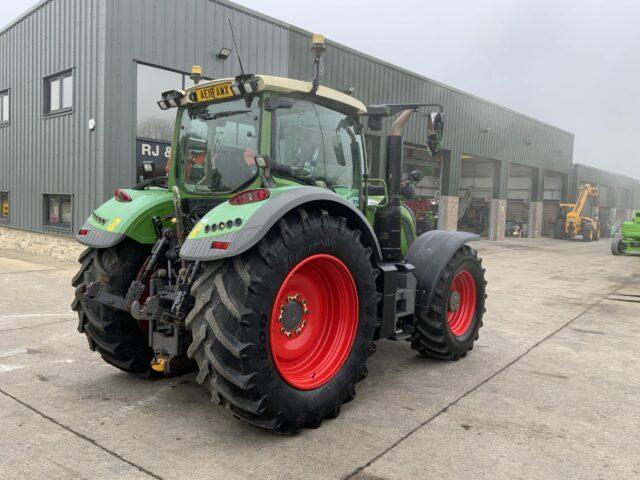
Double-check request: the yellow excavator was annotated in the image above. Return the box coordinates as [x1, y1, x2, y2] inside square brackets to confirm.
[555, 183, 600, 241]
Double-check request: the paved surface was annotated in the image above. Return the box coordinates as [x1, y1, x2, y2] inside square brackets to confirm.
[0, 239, 639, 480]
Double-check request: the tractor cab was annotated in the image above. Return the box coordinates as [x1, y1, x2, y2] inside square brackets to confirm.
[161, 74, 367, 207]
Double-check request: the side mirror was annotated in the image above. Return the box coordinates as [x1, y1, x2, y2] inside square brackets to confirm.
[265, 96, 294, 111]
[332, 134, 346, 166]
[426, 112, 444, 155]
[367, 115, 383, 131]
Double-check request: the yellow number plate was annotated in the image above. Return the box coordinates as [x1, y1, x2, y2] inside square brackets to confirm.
[194, 82, 234, 102]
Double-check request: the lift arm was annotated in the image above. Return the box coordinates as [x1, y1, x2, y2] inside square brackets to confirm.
[561, 183, 599, 218]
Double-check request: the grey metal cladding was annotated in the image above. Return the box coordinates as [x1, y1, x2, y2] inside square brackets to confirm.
[75, 222, 124, 248]
[1, 0, 600, 237]
[286, 27, 574, 173]
[0, 0, 106, 236]
[179, 187, 382, 262]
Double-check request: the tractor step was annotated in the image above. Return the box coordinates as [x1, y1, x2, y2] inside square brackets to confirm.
[377, 262, 417, 339]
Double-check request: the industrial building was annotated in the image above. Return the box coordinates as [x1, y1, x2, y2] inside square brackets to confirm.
[0, 0, 638, 246]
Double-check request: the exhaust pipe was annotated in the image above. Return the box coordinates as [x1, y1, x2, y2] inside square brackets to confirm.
[375, 109, 414, 262]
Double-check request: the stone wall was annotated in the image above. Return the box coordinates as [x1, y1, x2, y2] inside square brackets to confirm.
[0, 225, 85, 262]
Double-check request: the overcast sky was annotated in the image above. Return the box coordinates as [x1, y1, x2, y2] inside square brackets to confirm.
[3, 0, 639, 178]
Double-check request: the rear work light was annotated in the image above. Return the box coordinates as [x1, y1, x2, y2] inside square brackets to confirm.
[211, 241, 230, 250]
[114, 189, 133, 202]
[157, 90, 184, 110]
[229, 189, 270, 205]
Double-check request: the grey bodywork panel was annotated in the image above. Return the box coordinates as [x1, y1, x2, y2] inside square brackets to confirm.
[180, 187, 382, 262]
[405, 230, 479, 310]
[75, 222, 125, 249]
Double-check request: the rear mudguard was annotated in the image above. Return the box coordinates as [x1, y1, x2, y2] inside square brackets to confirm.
[180, 186, 382, 263]
[405, 230, 480, 311]
[76, 188, 174, 248]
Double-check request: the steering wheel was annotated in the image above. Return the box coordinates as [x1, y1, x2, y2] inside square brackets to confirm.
[133, 175, 168, 190]
[293, 144, 320, 176]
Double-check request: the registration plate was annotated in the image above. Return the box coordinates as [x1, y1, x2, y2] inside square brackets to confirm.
[194, 82, 234, 102]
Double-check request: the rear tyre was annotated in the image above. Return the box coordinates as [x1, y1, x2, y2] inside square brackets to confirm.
[582, 223, 593, 242]
[185, 208, 378, 433]
[410, 245, 486, 360]
[611, 236, 624, 255]
[593, 227, 600, 241]
[71, 240, 155, 376]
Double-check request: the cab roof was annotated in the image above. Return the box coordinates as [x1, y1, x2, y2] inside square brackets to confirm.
[184, 74, 367, 114]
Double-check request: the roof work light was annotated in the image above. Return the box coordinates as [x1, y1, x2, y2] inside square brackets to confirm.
[157, 90, 184, 110]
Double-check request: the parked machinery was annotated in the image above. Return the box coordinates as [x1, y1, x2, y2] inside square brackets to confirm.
[458, 190, 490, 236]
[555, 183, 600, 241]
[72, 34, 487, 433]
[611, 211, 640, 255]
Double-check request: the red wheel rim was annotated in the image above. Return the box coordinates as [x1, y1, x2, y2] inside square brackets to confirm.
[269, 254, 358, 390]
[447, 269, 477, 337]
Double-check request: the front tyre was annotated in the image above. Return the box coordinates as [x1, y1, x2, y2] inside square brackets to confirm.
[410, 245, 486, 360]
[185, 208, 378, 433]
[611, 236, 624, 255]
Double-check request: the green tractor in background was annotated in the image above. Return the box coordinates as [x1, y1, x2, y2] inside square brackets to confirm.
[611, 211, 640, 255]
[72, 34, 486, 433]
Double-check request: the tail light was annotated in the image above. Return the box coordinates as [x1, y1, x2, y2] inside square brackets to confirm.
[229, 189, 270, 205]
[114, 189, 133, 202]
[211, 241, 230, 250]
[78, 229, 89, 236]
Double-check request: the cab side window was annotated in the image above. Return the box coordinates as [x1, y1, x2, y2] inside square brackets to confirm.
[273, 98, 361, 189]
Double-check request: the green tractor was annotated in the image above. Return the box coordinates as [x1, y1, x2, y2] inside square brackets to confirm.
[72, 34, 486, 433]
[611, 211, 640, 255]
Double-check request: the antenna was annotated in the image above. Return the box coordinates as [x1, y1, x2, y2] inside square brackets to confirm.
[228, 19, 246, 78]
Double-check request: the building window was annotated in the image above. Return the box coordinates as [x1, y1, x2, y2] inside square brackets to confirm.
[135, 63, 210, 182]
[0, 192, 8, 220]
[0, 90, 9, 124]
[45, 70, 73, 114]
[136, 63, 211, 142]
[44, 195, 72, 228]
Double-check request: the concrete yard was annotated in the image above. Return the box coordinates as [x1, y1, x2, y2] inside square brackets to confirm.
[0, 239, 639, 480]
